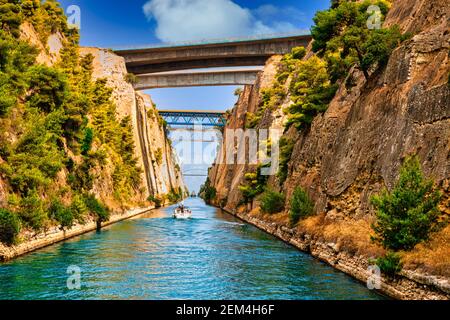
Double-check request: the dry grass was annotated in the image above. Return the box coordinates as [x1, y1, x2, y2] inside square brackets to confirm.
[246, 204, 449, 278]
[297, 214, 385, 257]
[402, 225, 450, 277]
[249, 207, 290, 225]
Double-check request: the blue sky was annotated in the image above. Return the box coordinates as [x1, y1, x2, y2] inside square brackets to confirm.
[57, 0, 331, 192]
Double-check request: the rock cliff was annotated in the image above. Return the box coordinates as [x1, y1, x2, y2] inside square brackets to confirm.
[80, 47, 185, 200]
[207, 0, 449, 299]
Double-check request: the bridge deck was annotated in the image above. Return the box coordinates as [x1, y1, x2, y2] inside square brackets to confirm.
[159, 110, 227, 127]
[115, 33, 312, 74]
[134, 69, 259, 90]
[114, 32, 311, 52]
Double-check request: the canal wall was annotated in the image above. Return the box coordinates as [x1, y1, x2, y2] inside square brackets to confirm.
[205, 0, 449, 301]
[222, 207, 450, 300]
[0, 206, 156, 262]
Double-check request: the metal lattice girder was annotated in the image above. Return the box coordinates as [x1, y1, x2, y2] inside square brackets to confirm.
[158, 110, 227, 127]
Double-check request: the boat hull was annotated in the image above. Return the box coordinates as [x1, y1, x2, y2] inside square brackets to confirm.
[173, 209, 192, 219]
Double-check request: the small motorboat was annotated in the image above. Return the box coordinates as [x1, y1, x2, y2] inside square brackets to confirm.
[173, 204, 192, 219]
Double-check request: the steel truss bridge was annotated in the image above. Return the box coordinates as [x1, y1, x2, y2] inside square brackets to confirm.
[158, 110, 227, 127]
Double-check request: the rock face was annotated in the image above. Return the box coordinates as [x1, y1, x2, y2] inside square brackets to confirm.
[207, 0, 449, 299]
[19, 21, 64, 66]
[210, 0, 449, 217]
[80, 48, 185, 199]
[209, 55, 283, 209]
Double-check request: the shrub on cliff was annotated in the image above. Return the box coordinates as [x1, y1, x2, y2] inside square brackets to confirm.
[371, 156, 442, 251]
[277, 137, 295, 184]
[376, 252, 403, 277]
[260, 189, 285, 214]
[125, 73, 137, 84]
[148, 195, 163, 208]
[0, 0, 23, 37]
[239, 165, 269, 205]
[289, 187, 314, 225]
[83, 194, 110, 223]
[200, 178, 217, 204]
[167, 187, 183, 204]
[18, 190, 48, 231]
[26, 65, 68, 113]
[49, 199, 74, 229]
[285, 56, 338, 130]
[0, 208, 21, 245]
[80, 127, 94, 155]
[70, 194, 88, 224]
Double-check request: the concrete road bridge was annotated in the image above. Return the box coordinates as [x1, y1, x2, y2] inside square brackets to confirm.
[114, 33, 312, 75]
[134, 69, 259, 90]
[114, 33, 312, 89]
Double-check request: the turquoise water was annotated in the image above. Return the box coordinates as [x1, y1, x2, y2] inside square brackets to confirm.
[0, 198, 384, 300]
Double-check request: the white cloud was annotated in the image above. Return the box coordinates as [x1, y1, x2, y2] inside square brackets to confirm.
[143, 0, 305, 43]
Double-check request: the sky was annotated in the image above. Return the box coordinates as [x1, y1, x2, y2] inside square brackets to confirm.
[57, 0, 331, 192]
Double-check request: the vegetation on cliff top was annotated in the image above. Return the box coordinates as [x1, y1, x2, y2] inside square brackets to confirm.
[0, 0, 142, 245]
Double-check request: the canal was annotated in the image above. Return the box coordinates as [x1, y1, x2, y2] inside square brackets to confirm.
[0, 198, 384, 300]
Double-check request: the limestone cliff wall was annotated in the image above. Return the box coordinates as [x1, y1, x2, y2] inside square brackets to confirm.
[209, 55, 283, 208]
[210, 0, 449, 217]
[207, 0, 449, 295]
[80, 47, 185, 200]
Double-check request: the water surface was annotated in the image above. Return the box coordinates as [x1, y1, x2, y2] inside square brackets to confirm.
[0, 198, 384, 300]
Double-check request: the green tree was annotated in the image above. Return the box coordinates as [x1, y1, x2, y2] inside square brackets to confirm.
[277, 137, 295, 184]
[260, 189, 285, 214]
[0, 0, 23, 37]
[371, 156, 442, 251]
[239, 165, 269, 204]
[26, 65, 68, 113]
[70, 194, 88, 224]
[48, 199, 74, 229]
[376, 252, 403, 276]
[0, 30, 37, 116]
[285, 56, 338, 129]
[83, 194, 110, 223]
[18, 190, 47, 231]
[200, 178, 217, 205]
[0, 208, 21, 245]
[21, 0, 40, 18]
[80, 127, 94, 155]
[289, 187, 314, 225]
[148, 195, 163, 208]
[311, 0, 404, 81]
